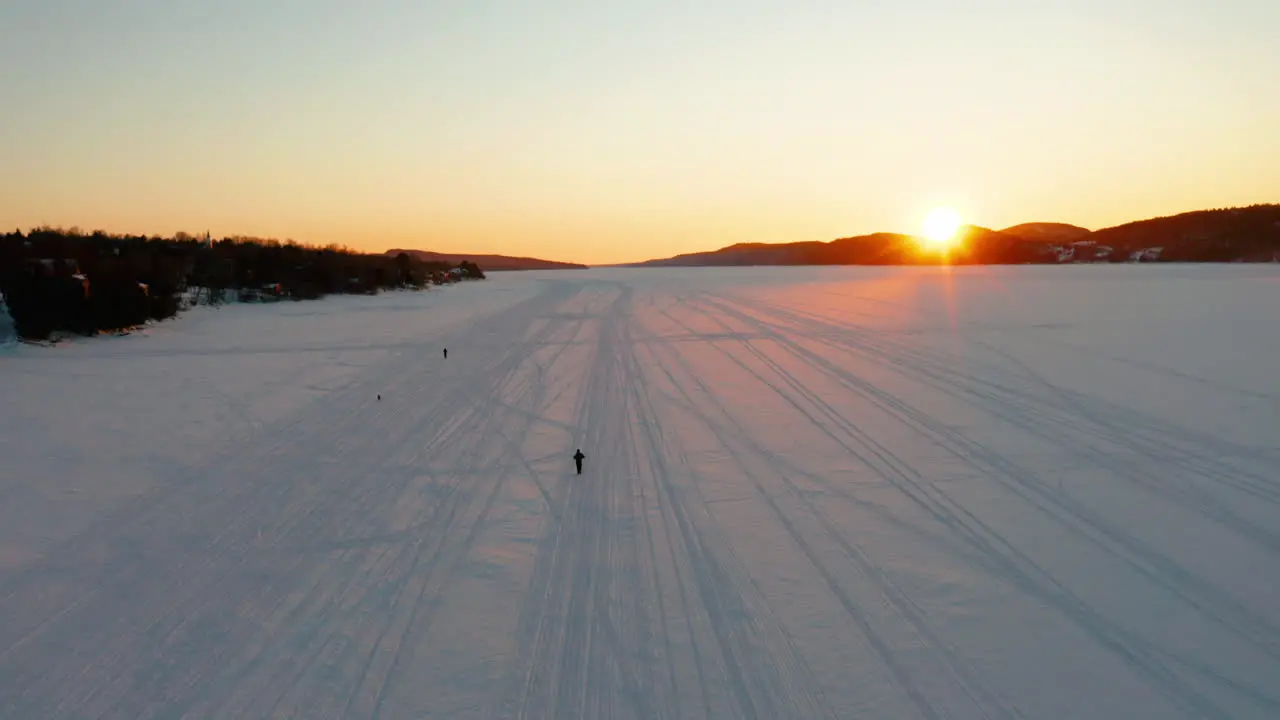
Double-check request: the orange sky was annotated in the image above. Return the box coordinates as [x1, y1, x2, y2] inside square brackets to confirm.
[3, 2, 1277, 265]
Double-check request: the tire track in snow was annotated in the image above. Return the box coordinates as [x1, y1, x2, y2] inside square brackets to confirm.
[621, 316, 838, 720]
[723, 293, 1280, 512]
[163, 311, 550, 712]
[679, 292, 1277, 718]
[352, 300, 595, 719]
[0, 280, 586, 719]
[503, 285, 665, 720]
[498, 284, 834, 720]
[647, 324, 1025, 718]
[667, 299, 1170, 716]
[699, 293, 1280, 668]
[641, 306, 974, 719]
[243, 288, 589, 719]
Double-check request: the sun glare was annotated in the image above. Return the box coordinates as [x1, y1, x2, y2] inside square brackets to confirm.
[921, 207, 962, 249]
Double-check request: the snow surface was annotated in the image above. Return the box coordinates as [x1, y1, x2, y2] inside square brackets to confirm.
[1, 265, 1279, 719]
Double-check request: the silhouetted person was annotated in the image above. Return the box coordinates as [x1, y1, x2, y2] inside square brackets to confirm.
[443, 348, 448, 359]
[377, 394, 381, 401]
[573, 449, 585, 475]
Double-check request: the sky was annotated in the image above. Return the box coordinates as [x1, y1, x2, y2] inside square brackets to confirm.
[2, 0, 1278, 265]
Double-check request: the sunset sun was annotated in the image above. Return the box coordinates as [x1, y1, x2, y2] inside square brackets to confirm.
[921, 207, 963, 249]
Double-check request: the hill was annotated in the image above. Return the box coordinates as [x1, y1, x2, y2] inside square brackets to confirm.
[1088, 205, 1280, 262]
[999, 222, 1092, 242]
[628, 205, 1280, 267]
[631, 227, 1048, 267]
[387, 249, 587, 271]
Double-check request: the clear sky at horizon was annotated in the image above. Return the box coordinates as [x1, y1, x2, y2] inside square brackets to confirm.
[3, 0, 1278, 265]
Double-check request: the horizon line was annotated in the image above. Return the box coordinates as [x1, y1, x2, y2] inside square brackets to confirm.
[10, 201, 1277, 267]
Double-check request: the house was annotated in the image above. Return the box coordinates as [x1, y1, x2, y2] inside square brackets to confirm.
[1068, 241, 1113, 262]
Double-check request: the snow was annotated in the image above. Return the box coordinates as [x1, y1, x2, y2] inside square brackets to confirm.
[1, 265, 1279, 719]
[0, 298, 12, 346]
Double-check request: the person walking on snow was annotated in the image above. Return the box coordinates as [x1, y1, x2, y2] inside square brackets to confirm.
[443, 348, 448, 359]
[573, 449, 585, 475]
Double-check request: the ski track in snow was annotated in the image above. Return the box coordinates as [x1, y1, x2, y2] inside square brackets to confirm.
[1, 268, 1278, 719]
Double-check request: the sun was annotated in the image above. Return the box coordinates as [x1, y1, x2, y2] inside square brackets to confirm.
[921, 207, 963, 249]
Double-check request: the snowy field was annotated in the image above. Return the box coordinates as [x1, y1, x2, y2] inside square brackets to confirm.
[1, 265, 1279, 719]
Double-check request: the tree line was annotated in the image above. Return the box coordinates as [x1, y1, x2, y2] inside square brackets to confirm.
[0, 227, 485, 341]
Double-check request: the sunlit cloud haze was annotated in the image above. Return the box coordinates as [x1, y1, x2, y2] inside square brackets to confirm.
[2, 0, 1277, 265]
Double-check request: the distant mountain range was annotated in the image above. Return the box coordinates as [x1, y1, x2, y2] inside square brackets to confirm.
[625, 205, 1280, 267]
[386, 249, 587, 271]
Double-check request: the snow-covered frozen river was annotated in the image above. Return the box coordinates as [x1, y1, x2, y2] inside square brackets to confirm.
[2, 265, 1278, 719]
